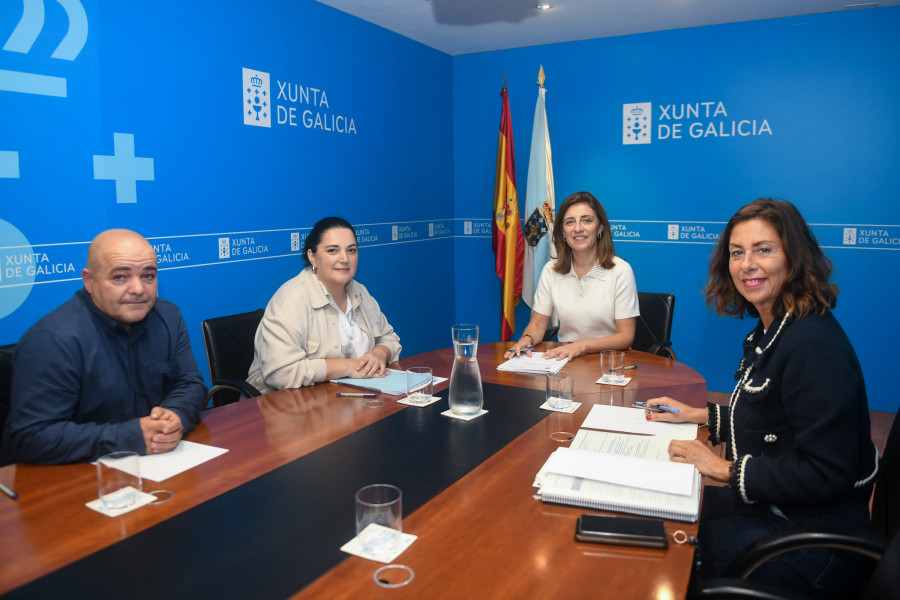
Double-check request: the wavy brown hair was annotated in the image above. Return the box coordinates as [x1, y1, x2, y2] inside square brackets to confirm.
[705, 198, 838, 320]
[552, 191, 616, 273]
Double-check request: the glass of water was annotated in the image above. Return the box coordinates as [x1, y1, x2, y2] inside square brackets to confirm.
[355, 484, 402, 558]
[97, 451, 142, 511]
[406, 367, 433, 404]
[546, 372, 574, 410]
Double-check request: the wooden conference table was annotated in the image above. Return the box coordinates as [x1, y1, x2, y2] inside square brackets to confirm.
[0, 343, 708, 599]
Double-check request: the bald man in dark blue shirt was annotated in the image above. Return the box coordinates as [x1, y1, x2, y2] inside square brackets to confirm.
[1, 229, 206, 465]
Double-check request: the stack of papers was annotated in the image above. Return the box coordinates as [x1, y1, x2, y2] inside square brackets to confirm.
[331, 370, 410, 395]
[533, 428, 701, 522]
[497, 352, 569, 374]
[331, 370, 447, 397]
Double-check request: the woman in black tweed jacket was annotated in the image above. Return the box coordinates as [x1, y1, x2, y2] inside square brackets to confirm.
[647, 198, 879, 598]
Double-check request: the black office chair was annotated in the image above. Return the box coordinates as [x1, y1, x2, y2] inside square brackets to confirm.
[632, 292, 676, 359]
[694, 409, 900, 600]
[540, 292, 676, 355]
[0, 344, 15, 447]
[201, 309, 264, 408]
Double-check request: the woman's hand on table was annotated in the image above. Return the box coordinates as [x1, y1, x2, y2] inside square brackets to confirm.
[668, 439, 732, 482]
[542, 342, 585, 361]
[350, 346, 392, 378]
[504, 340, 535, 359]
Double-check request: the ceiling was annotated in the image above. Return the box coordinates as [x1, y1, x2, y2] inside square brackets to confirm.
[314, 0, 896, 55]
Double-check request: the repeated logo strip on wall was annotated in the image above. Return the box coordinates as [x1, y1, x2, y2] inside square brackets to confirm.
[607, 221, 900, 249]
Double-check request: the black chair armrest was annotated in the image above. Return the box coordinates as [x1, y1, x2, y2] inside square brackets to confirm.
[693, 578, 809, 600]
[205, 379, 261, 409]
[724, 525, 888, 579]
[647, 341, 676, 361]
[542, 326, 560, 342]
[647, 339, 675, 359]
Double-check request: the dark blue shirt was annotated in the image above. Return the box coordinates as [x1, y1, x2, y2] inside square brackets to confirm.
[1, 289, 207, 464]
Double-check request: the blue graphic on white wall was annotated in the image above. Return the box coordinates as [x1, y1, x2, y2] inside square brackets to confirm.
[0, 220, 37, 318]
[243, 68, 271, 127]
[0, 224, 79, 319]
[92, 133, 155, 204]
[2, 0, 89, 179]
[623, 103, 651, 144]
[2, 0, 87, 96]
[243, 66, 358, 134]
[835, 226, 900, 249]
[624, 100, 773, 144]
[0, 151, 19, 178]
[607, 221, 900, 250]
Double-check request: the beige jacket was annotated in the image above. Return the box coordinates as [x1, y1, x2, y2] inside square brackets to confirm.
[247, 268, 401, 392]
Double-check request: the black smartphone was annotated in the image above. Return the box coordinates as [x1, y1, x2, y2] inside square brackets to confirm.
[574, 514, 669, 549]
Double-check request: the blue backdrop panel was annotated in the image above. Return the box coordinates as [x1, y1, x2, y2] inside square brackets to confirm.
[1, 1, 455, 385]
[453, 9, 900, 412]
[4, 2, 898, 414]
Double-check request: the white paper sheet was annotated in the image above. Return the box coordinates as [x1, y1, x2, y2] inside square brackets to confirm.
[580, 404, 698, 438]
[543, 446, 696, 496]
[105, 441, 229, 482]
[496, 352, 569, 374]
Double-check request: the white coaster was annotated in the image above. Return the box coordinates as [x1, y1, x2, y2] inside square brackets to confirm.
[397, 395, 441, 407]
[86, 486, 157, 517]
[539, 400, 582, 413]
[596, 375, 632, 387]
[341, 524, 418, 564]
[441, 408, 488, 421]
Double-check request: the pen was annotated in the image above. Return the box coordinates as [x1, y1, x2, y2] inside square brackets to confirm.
[610, 365, 638, 371]
[631, 401, 679, 413]
[0, 482, 18, 501]
[505, 346, 535, 356]
[336, 393, 379, 398]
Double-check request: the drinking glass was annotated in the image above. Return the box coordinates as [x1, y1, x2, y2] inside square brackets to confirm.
[97, 451, 142, 510]
[601, 350, 626, 384]
[546, 372, 574, 410]
[406, 367, 433, 404]
[355, 484, 403, 557]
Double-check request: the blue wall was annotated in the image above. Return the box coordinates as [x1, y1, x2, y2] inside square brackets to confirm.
[454, 9, 900, 412]
[1, 1, 455, 380]
[3, 3, 898, 413]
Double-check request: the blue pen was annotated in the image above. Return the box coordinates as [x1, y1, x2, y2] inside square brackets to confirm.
[0, 481, 18, 500]
[632, 401, 680, 413]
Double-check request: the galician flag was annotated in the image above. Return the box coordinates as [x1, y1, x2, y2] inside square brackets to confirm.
[492, 84, 524, 342]
[523, 66, 555, 308]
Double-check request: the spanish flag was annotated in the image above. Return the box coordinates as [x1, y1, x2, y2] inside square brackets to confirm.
[492, 85, 524, 342]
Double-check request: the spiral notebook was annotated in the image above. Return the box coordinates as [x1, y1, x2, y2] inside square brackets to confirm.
[537, 468, 701, 522]
[534, 432, 701, 522]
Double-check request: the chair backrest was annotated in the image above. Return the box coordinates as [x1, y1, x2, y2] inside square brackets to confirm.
[201, 309, 264, 388]
[862, 528, 900, 600]
[871, 409, 900, 540]
[0, 344, 15, 446]
[632, 292, 675, 358]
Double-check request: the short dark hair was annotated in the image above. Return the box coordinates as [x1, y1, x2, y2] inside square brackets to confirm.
[552, 191, 616, 273]
[705, 198, 838, 320]
[303, 217, 356, 268]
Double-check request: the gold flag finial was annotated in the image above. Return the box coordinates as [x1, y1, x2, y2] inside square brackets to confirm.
[537, 65, 545, 87]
